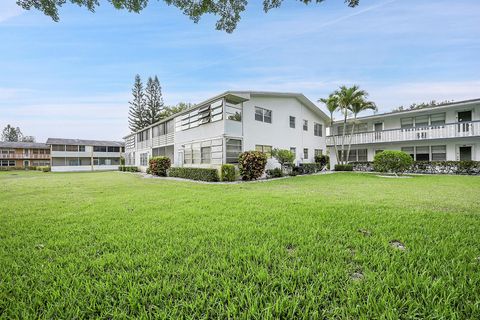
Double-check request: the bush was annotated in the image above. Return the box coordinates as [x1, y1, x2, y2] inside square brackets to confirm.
[220, 164, 236, 182]
[373, 150, 413, 175]
[266, 168, 283, 179]
[149, 157, 171, 176]
[272, 149, 295, 168]
[36, 166, 51, 172]
[334, 164, 353, 171]
[168, 167, 219, 182]
[302, 163, 321, 174]
[238, 151, 268, 181]
[315, 154, 329, 168]
[119, 166, 139, 172]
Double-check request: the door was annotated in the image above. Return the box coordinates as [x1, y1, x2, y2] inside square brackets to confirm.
[374, 123, 383, 140]
[459, 146, 472, 161]
[24, 160, 29, 167]
[177, 151, 184, 167]
[458, 110, 472, 133]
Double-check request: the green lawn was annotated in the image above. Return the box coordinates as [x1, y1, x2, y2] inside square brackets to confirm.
[1, 171, 479, 319]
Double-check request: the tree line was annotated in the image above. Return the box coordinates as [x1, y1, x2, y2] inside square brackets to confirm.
[128, 75, 192, 132]
[1, 125, 35, 142]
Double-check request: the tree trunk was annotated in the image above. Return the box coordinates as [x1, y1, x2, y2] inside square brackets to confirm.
[346, 115, 357, 163]
[340, 107, 348, 165]
[330, 115, 340, 170]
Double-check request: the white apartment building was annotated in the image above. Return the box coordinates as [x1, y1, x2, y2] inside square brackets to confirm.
[327, 99, 480, 165]
[124, 91, 329, 171]
[46, 138, 125, 172]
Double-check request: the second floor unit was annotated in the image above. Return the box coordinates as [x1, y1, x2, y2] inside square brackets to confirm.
[327, 99, 480, 146]
[124, 91, 329, 169]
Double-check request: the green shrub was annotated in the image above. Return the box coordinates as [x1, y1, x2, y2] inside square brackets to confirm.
[148, 157, 171, 176]
[168, 167, 219, 182]
[315, 154, 329, 168]
[220, 164, 236, 182]
[334, 164, 353, 171]
[266, 168, 283, 179]
[302, 163, 321, 174]
[0, 166, 25, 171]
[272, 149, 295, 168]
[373, 150, 413, 175]
[36, 166, 51, 172]
[119, 166, 139, 172]
[238, 151, 268, 181]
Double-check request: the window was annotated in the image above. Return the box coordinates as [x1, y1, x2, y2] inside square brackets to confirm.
[0, 149, 14, 155]
[108, 146, 120, 153]
[430, 113, 446, 126]
[68, 159, 80, 166]
[415, 115, 429, 128]
[314, 149, 323, 156]
[340, 149, 367, 162]
[415, 146, 430, 161]
[140, 153, 148, 166]
[226, 139, 242, 163]
[303, 120, 308, 131]
[152, 123, 165, 137]
[137, 129, 150, 142]
[79, 145, 85, 152]
[401, 147, 415, 159]
[94, 146, 107, 152]
[0, 160, 15, 166]
[52, 145, 65, 152]
[290, 147, 296, 156]
[431, 145, 446, 161]
[66, 145, 78, 152]
[289, 116, 296, 128]
[401, 118, 414, 129]
[201, 147, 211, 164]
[226, 104, 242, 121]
[255, 107, 272, 123]
[314, 123, 323, 136]
[303, 148, 309, 159]
[255, 145, 272, 158]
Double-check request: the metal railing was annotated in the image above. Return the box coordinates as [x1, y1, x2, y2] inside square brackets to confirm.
[327, 121, 480, 145]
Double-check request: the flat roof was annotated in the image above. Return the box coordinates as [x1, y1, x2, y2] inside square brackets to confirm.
[0, 141, 49, 149]
[46, 138, 124, 147]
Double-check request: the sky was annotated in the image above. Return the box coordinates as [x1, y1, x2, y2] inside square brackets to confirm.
[0, 0, 479, 142]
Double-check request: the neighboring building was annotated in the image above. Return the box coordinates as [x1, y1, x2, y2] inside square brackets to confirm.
[327, 99, 480, 165]
[0, 141, 51, 168]
[46, 138, 125, 172]
[124, 91, 329, 171]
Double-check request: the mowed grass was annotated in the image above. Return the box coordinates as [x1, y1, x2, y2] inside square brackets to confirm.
[1, 171, 479, 319]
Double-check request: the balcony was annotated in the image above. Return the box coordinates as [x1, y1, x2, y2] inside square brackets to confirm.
[326, 121, 480, 146]
[0, 153, 50, 159]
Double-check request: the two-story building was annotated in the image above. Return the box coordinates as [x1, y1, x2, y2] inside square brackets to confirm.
[46, 138, 125, 172]
[327, 99, 480, 165]
[124, 91, 329, 171]
[0, 141, 51, 168]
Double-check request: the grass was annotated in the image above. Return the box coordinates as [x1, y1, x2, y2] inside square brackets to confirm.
[1, 171, 479, 319]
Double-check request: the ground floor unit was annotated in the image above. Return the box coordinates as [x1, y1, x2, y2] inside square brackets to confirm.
[125, 135, 324, 172]
[328, 137, 480, 166]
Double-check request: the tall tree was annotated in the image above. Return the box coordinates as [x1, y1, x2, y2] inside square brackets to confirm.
[345, 98, 377, 162]
[318, 94, 340, 166]
[16, 0, 360, 33]
[333, 85, 368, 165]
[128, 75, 147, 132]
[160, 102, 192, 120]
[1, 125, 23, 142]
[144, 76, 164, 125]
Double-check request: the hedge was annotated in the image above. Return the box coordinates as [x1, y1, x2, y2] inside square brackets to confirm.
[220, 164, 236, 182]
[373, 150, 413, 175]
[350, 160, 480, 175]
[168, 167, 220, 182]
[118, 166, 140, 172]
[0, 166, 37, 171]
[334, 164, 353, 171]
[238, 151, 268, 181]
[266, 168, 283, 179]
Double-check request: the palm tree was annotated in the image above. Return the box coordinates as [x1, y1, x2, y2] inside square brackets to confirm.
[319, 94, 340, 165]
[345, 99, 377, 162]
[333, 85, 369, 164]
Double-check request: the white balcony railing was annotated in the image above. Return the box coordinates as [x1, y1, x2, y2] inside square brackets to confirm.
[326, 121, 480, 146]
[0, 153, 50, 159]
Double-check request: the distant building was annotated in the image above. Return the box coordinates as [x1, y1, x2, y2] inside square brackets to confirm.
[46, 138, 124, 172]
[124, 91, 329, 171]
[0, 141, 51, 168]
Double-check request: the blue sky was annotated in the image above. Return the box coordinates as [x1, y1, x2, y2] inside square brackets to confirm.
[1, 0, 479, 141]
